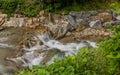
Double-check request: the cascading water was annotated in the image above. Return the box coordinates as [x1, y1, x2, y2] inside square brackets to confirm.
[12, 32, 97, 66]
[0, 27, 97, 75]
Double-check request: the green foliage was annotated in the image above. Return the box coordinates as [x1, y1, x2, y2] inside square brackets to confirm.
[99, 25, 120, 74]
[0, 0, 120, 17]
[110, 2, 120, 13]
[0, 0, 39, 17]
[0, 0, 18, 14]
[18, 1, 39, 17]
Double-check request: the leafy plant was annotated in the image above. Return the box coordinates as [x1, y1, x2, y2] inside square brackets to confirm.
[0, 0, 18, 14]
[18, 1, 38, 17]
[110, 2, 120, 13]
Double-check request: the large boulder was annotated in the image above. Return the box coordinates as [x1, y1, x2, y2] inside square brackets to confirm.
[89, 20, 102, 29]
[42, 14, 70, 39]
[103, 21, 120, 28]
[0, 13, 7, 26]
[2, 18, 24, 27]
[64, 15, 76, 26]
[25, 17, 40, 28]
[91, 12, 113, 22]
[69, 11, 98, 23]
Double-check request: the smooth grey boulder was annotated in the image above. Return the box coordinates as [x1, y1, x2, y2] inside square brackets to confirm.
[103, 21, 120, 28]
[64, 15, 76, 26]
[89, 20, 102, 29]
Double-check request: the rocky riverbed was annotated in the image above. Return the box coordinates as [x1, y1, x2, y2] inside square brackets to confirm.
[0, 9, 119, 74]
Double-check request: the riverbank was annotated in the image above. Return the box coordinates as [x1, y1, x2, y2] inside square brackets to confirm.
[0, 1, 120, 74]
[0, 9, 120, 74]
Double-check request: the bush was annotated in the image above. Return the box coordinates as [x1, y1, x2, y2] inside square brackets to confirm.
[0, 0, 18, 14]
[0, 0, 120, 17]
[18, 1, 39, 17]
[0, 0, 40, 17]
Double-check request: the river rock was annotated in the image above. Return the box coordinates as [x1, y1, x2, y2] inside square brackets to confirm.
[116, 15, 120, 20]
[91, 12, 113, 22]
[0, 13, 7, 18]
[72, 28, 112, 42]
[38, 10, 45, 17]
[89, 20, 102, 29]
[25, 18, 33, 28]
[0, 14, 7, 26]
[69, 11, 97, 19]
[0, 17, 5, 26]
[3, 18, 24, 27]
[64, 15, 76, 26]
[75, 20, 88, 32]
[103, 21, 120, 28]
[42, 14, 70, 39]
[106, 9, 117, 19]
[76, 12, 90, 22]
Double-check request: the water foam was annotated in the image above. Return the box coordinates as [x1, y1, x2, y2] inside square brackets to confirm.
[0, 43, 14, 48]
[7, 33, 97, 66]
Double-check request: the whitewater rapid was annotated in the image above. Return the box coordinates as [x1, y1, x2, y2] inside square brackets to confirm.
[0, 32, 97, 67]
[18, 33, 97, 66]
[0, 31, 97, 75]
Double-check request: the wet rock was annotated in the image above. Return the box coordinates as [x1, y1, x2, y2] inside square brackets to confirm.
[64, 15, 76, 26]
[76, 18, 83, 23]
[103, 21, 120, 28]
[47, 22, 69, 39]
[39, 16, 46, 23]
[91, 12, 113, 22]
[22, 50, 45, 63]
[0, 14, 7, 18]
[0, 47, 21, 74]
[89, 20, 102, 29]
[42, 14, 70, 39]
[76, 12, 90, 22]
[106, 9, 117, 19]
[75, 22, 88, 32]
[116, 15, 120, 20]
[40, 49, 59, 65]
[0, 14, 7, 26]
[25, 17, 40, 28]
[66, 32, 72, 36]
[25, 18, 33, 27]
[5, 66, 18, 74]
[69, 11, 97, 19]
[59, 36, 76, 43]
[0, 17, 5, 26]
[106, 9, 113, 14]
[72, 28, 112, 42]
[3, 18, 24, 27]
[38, 10, 45, 17]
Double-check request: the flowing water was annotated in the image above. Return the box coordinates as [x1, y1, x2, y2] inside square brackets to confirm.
[0, 27, 97, 74]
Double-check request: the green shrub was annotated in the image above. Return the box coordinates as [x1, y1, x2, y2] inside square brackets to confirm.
[99, 25, 120, 75]
[18, 1, 39, 17]
[110, 2, 120, 13]
[0, 0, 120, 17]
[0, 0, 18, 14]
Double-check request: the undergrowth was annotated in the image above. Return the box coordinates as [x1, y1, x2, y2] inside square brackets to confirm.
[0, 0, 120, 17]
